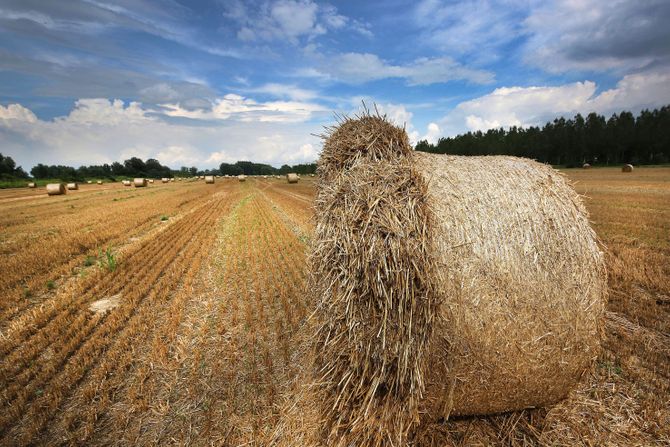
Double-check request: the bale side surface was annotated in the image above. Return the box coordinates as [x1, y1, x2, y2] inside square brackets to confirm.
[291, 115, 607, 447]
[205, 175, 215, 184]
[309, 114, 440, 446]
[413, 153, 607, 418]
[133, 178, 147, 187]
[46, 183, 65, 195]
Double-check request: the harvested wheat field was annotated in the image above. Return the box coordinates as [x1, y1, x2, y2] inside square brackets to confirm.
[0, 163, 668, 446]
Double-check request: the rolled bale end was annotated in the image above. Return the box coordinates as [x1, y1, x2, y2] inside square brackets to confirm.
[582, 163, 591, 169]
[28, 182, 36, 188]
[237, 175, 246, 182]
[66, 182, 78, 190]
[205, 175, 215, 184]
[46, 183, 66, 196]
[297, 113, 607, 446]
[622, 164, 634, 172]
[286, 173, 299, 183]
[133, 178, 147, 187]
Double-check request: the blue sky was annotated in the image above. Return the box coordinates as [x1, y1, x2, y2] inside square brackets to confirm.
[1, 0, 669, 170]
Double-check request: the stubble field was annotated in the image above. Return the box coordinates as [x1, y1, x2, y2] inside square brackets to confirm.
[0, 168, 668, 446]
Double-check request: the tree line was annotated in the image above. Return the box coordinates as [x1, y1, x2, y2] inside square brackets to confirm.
[218, 161, 316, 176]
[415, 106, 670, 166]
[0, 153, 29, 180]
[0, 154, 317, 182]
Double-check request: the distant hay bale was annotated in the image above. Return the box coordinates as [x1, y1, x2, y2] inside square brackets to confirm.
[27, 182, 36, 188]
[46, 183, 66, 196]
[170, 178, 175, 182]
[582, 163, 591, 169]
[279, 113, 607, 446]
[122, 180, 131, 186]
[622, 164, 634, 172]
[87, 180, 92, 184]
[148, 179, 154, 183]
[133, 178, 147, 187]
[66, 182, 78, 190]
[205, 175, 215, 184]
[287, 173, 299, 183]
[161, 178, 169, 183]
[96, 180, 103, 185]
[237, 175, 246, 182]
[310, 173, 315, 177]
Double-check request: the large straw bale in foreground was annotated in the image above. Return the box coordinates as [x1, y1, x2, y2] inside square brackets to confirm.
[238, 175, 246, 182]
[133, 178, 147, 187]
[46, 183, 66, 196]
[205, 175, 215, 184]
[295, 114, 606, 446]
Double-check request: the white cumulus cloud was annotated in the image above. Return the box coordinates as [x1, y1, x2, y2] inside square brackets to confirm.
[441, 69, 670, 135]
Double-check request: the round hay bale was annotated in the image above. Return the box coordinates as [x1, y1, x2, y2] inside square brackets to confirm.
[237, 175, 246, 182]
[133, 178, 147, 187]
[66, 182, 78, 190]
[96, 180, 103, 185]
[622, 163, 634, 172]
[161, 178, 169, 183]
[582, 163, 591, 169]
[46, 183, 66, 196]
[286, 173, 299, 183]
[304, 114, 606, 445]
[27, 182, 36, 188]
[87, 180, 92, 184]
[205, 175, 215, 184]
[122, 180, 131, 186]
[148, 179, 154, 183]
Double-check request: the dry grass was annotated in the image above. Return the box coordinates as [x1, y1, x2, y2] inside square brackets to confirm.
[0, 167, 667, 446]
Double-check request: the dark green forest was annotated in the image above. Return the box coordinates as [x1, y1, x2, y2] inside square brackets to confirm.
[415, 106, 670, 166]
[0, 154, 317, 183]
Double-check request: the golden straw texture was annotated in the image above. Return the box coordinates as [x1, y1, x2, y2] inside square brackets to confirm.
[274, 113, 607, 446]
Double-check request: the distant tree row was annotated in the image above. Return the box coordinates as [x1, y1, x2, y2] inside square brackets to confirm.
[10, 155, 317, 182]
[219, 161, 317, 176]
[415, 106, 670, 166]
[0, 153, 29, 179]
[30, 157, 175, 180]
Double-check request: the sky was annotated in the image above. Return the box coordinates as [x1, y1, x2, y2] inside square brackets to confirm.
[1, 0, 669, 171]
